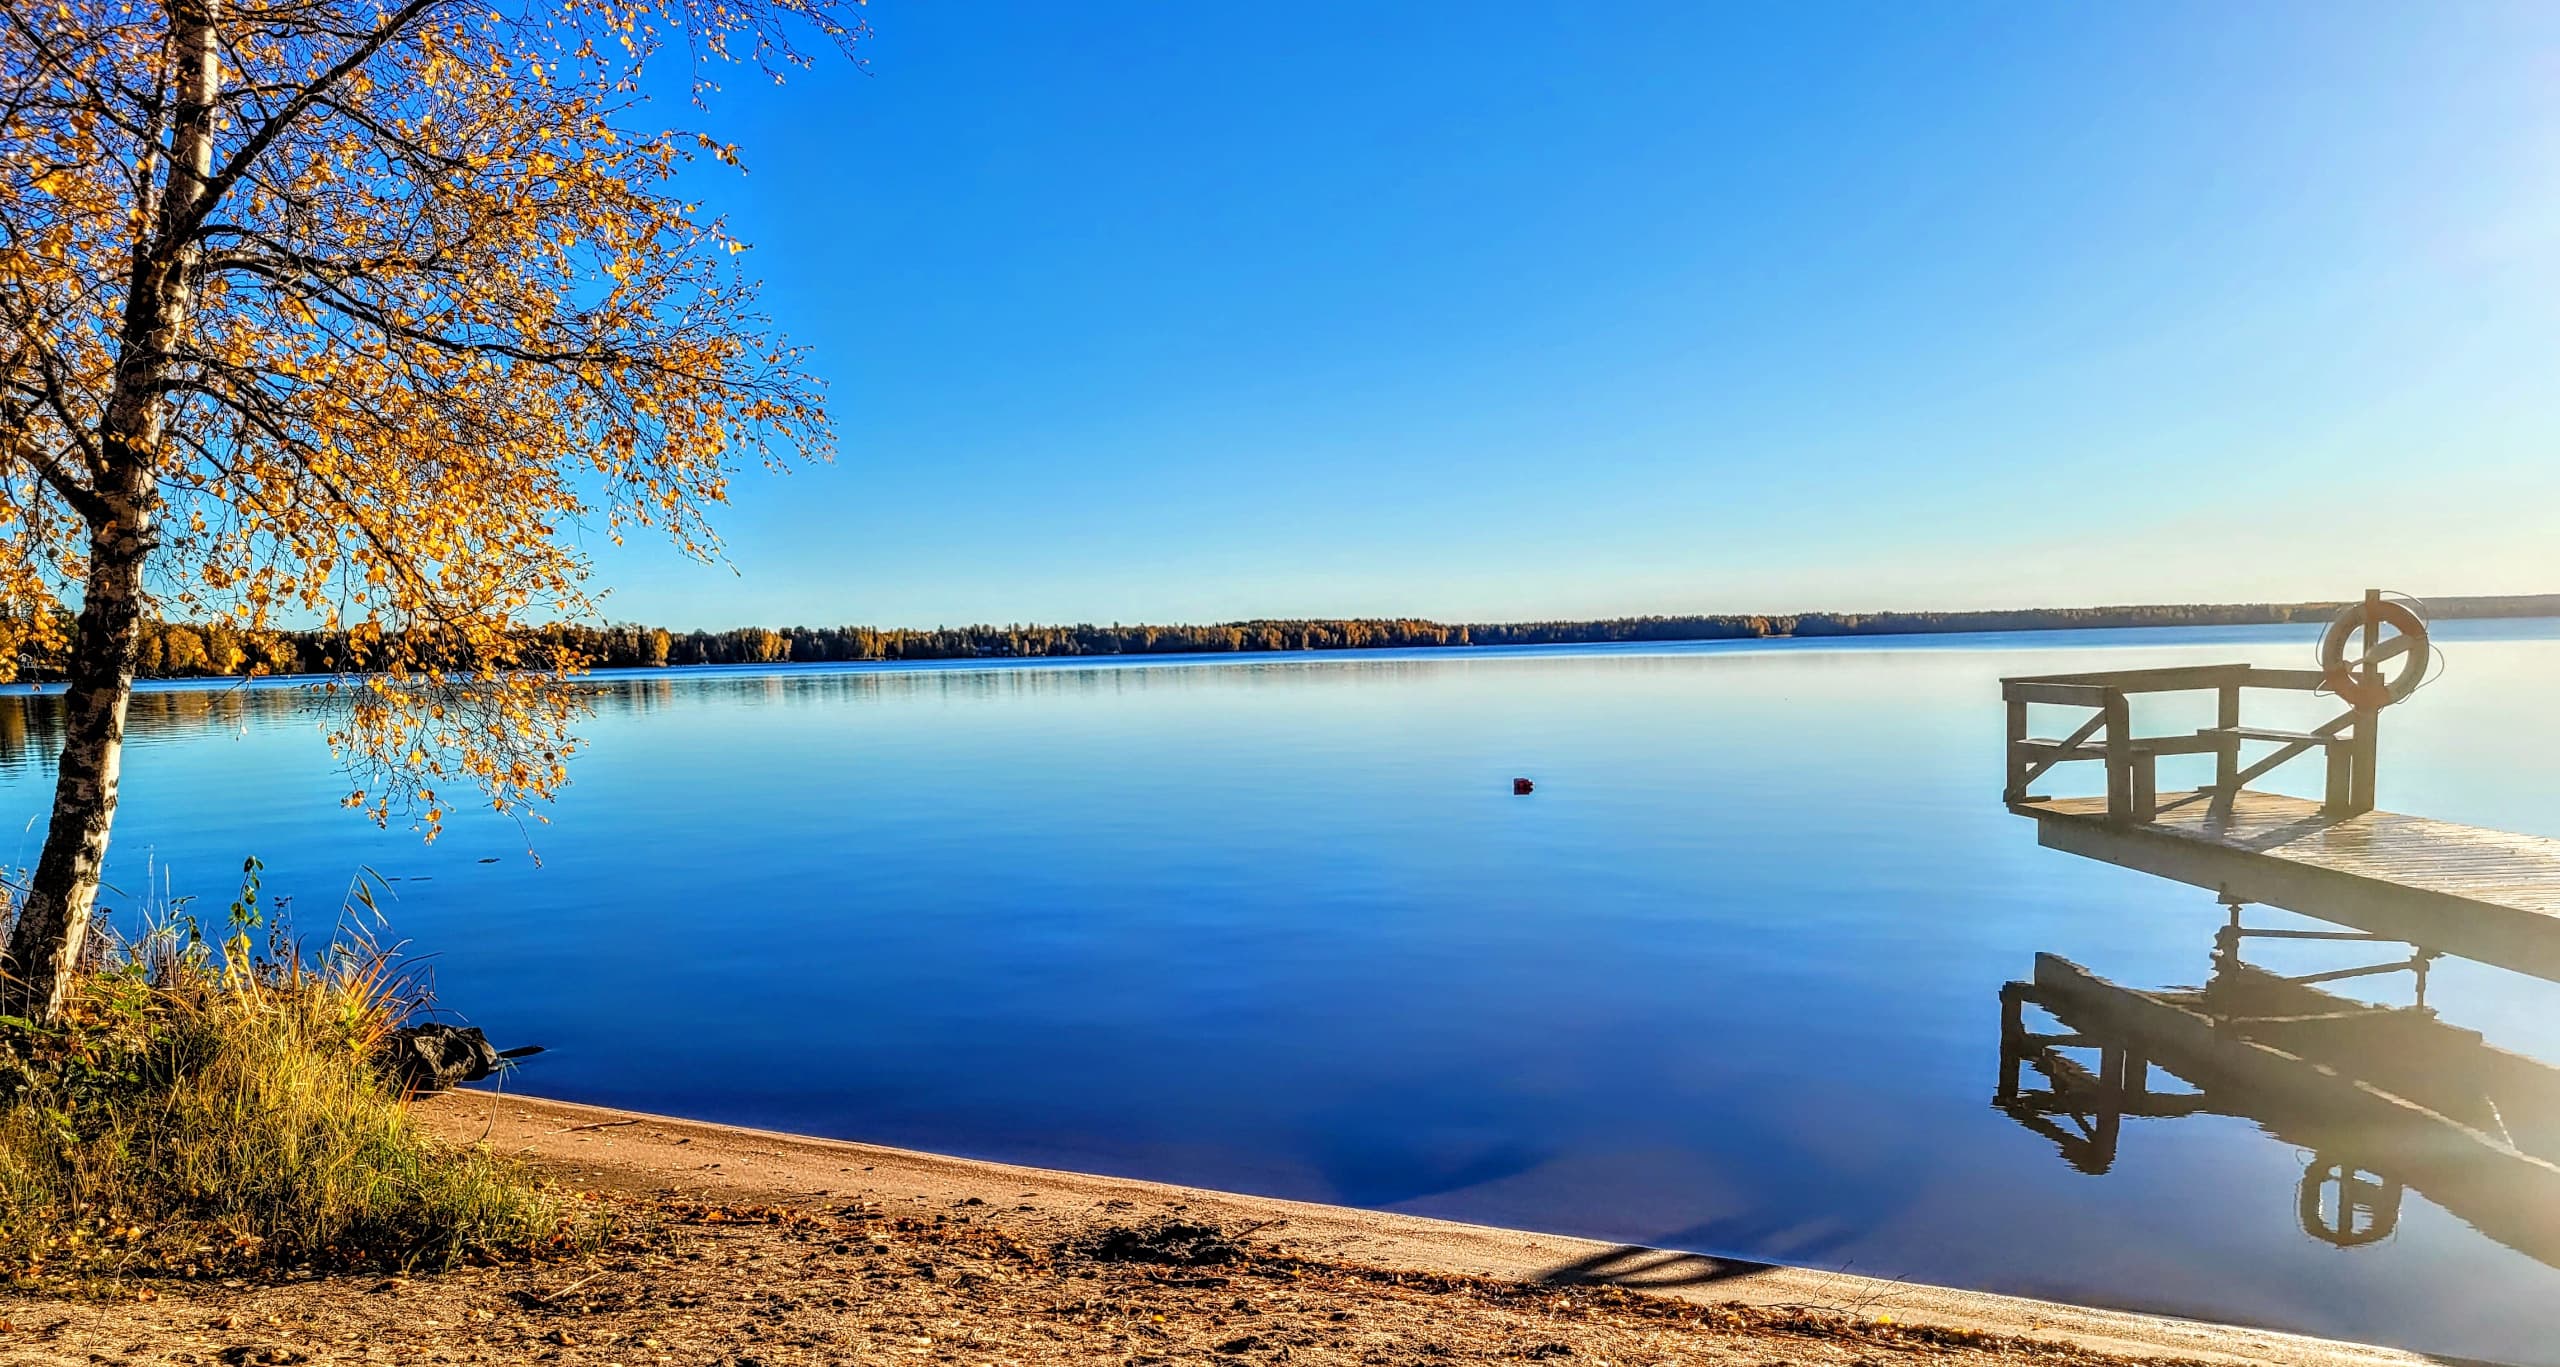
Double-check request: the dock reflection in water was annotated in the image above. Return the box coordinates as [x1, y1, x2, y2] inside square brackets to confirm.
[1995, 903, 2560, 1269]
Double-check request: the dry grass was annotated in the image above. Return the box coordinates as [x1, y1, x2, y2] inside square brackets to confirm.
[0, 888, 593, 1285]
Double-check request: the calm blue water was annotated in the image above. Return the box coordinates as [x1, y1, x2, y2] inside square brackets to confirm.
[6, 621, 2560, 1361]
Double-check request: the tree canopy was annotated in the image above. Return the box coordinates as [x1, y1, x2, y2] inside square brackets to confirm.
[2, 0, 845, 824]
[0, 0, 852, 1014]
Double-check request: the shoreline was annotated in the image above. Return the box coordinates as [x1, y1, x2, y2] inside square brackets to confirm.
[4, 604, 2556, 696]
[413, 1091, 2431, 1367]
[4, 610, 2556, 699]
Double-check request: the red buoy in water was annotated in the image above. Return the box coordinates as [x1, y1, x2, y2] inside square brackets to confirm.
[1513, 777, 1535, 795]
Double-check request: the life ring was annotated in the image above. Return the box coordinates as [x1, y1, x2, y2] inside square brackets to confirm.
[2298, 1156, 2400, 1248]
[2318, 599, 2429, 709]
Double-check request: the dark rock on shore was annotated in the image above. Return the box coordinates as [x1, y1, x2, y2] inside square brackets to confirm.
[379, 1024, 531, 1095]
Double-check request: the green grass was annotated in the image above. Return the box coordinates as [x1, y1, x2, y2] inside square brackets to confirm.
[0, 900, 593, 1284]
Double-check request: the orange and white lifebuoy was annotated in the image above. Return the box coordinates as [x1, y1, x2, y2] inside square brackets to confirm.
[2318, 599, 2430, 709]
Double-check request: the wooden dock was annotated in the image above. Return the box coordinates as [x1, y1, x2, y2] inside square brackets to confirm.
[1999, 607, 2560, 983]
[1996, 597, 2560, 1264]
[2018, 790, 2560, 983]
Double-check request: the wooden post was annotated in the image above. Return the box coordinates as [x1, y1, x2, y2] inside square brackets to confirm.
[2350, 706, 2378, 815]
[2214, 683, 2241, 798]
[2004, 697, 2028, 804]
[2103, 689, 2134, 823]
[2352, 590, 2382, 815]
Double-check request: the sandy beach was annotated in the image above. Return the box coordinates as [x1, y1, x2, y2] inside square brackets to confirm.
[0, 1091, 2442, 1366]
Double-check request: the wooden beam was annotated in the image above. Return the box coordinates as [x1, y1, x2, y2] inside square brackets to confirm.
[2019, 732, 2227, 763]
[2016, 711, 2110, 788]
[2228, 711, 2356, 791]
[2004, 680, 2109, 707]
[2027, 812, 2560, 984]
[2239, 667, 2330, 692]
[2003, 664, 2327, 696]
[2005, 663, 2251, 694]
[2205, 725, 2351, 747]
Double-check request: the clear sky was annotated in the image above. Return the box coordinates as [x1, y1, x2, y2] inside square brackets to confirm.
[596, 1, 2560, 630]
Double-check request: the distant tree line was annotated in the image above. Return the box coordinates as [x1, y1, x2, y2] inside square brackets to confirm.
[4, 593, 2555, 682]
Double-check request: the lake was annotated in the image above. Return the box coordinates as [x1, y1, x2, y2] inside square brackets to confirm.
[6, 621, 2559, 1361]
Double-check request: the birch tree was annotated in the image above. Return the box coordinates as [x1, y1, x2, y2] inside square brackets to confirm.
[0, 0, 851, 1017]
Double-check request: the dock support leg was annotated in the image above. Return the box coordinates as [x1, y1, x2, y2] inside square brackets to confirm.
[2103, 691, 2134, 823]
[2004, 699, 2028, 803]
[2094, 1044, 2125, 1164]
[2213, 685, 2240, 806]
[2350, 705, 2378, 816]
[1998, 986, 2026, 1101]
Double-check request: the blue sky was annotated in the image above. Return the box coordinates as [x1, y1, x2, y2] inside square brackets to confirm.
[597, 1, 2560, 629]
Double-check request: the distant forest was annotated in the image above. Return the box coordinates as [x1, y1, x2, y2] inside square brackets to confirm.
[8, 593, 2557, 682]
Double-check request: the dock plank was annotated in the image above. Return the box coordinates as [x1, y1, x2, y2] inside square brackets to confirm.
[2020, 790, 2560, 982]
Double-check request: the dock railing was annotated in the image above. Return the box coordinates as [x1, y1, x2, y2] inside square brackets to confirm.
[2001, 663, 2377, 824]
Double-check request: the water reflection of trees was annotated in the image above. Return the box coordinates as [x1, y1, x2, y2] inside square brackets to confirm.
[0, 650, 1705, 776]
[563, 655, 1547, 720]
[0, 685, 336, 778]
